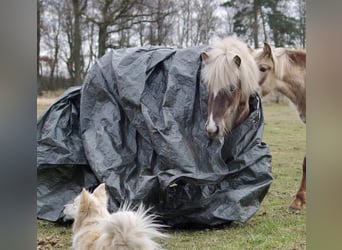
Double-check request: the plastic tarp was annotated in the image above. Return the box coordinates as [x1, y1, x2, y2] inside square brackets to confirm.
[37, 46, 272, 227]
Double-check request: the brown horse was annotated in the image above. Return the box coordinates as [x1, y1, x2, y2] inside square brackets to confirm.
[201, 36, 260, 139]
[253, 43, 306, 210]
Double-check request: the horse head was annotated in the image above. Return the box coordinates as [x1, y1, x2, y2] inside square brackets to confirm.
[252, 42, 276, 97]
[201, 36, 259, 139]
[253, 43, 306, 123]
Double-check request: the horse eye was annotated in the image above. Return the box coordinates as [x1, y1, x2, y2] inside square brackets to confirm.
[229, 86, 236, 92]
[260, 67, 267, 72]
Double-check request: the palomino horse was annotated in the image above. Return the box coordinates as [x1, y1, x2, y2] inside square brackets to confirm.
[253, 43, 306, 210]
[201, 36, 260, 138]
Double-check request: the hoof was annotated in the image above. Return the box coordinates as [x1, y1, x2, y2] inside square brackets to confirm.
[289, 199, 305, 211]
[289, 206, 301, 213]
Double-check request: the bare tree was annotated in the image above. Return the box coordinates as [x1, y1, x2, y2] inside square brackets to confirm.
[84, 0, 152, 57]
[49, 13, 61, 86]
[37, 0, 42, 78]
[143, 0, 175, 45]
[172, 0, 191, 47]
[37, 0, 43, 94]
[39, 0, 64, 88]
[192, 0, 218, 46]
[71, 0, 87, 85]
[37, 0, 306, 91]
[174, 0, 218, 47]
[83, 20, 96, 75]
[252, 0, 260, 48]
[57, 0, 88, 84]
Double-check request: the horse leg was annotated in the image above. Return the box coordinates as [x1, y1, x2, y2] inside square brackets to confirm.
[289, 156, 306, 210]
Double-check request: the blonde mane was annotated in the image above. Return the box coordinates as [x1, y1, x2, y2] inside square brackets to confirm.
[202, 36, 259, 98]
[269, 47, 306, 81]
[272, 48, 288, 79]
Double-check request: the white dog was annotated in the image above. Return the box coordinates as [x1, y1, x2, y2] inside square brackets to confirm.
[63, 183, 167, 250]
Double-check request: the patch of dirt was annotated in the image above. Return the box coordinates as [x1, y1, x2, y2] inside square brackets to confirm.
[37, 235, 69, 249]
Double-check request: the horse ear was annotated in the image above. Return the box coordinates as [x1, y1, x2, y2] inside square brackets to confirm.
[201, 52, 209, 62]
[263, 42, 272, 57]
[233, 55, 241, 67]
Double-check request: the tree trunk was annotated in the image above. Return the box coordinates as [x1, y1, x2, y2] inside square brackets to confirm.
[299, 0, 306, 48]
[98, 24, 107, 57]
[269, 0, 281, 47]
[72, 0, 82, 85]
[252, 0, 259, 48]
[37, 0, 41, 78]
[37, 0, 42, 94]
[185, 0, 190, 47]
[260, 6, 268, 43]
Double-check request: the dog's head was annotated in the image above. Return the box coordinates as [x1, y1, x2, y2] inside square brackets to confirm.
[64, 183, 109, 225]
[63, 198, 78, 221]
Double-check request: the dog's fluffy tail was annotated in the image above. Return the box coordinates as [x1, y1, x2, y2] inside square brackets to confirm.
[101, 204, 167, 250]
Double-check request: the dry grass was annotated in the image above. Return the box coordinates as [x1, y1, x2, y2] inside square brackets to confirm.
[37, 97, 57, 106]
[37, 95, 56, 118]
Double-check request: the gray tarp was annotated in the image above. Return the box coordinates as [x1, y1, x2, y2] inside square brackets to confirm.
[37, 46, 272, 227]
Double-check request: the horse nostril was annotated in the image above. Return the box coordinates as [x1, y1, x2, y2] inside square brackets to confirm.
[206, 125, 219, 138]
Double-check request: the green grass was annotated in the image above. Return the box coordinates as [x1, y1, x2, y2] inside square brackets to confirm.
[37, 102, 306, 249]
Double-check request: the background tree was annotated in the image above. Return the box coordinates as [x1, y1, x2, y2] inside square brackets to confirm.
[174, 0, 218, 47]
[38, 0, 306, 93]
[192, 0, 218, 46]
[37, 0, 43, 94]
[221, 0, 305, 48]
[266, 0, 300, 47]
[298, 0, 306, 48]
[174, 0, 192, 47]
[222, 0, 263, 48]
[84, 0, 157, 56]
[39, 0, 64, 89]
[70, 0, 87, 85]
[146, 0, 175, 45]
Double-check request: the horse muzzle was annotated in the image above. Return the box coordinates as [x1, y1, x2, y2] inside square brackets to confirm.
[206, 123, 220, 138]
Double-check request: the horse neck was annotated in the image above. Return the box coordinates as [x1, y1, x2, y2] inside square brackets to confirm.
[274, 74, 306, 123]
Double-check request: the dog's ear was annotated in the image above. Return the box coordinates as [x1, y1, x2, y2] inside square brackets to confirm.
[93, 183, 107, 206]
[79, 188, 90, 213]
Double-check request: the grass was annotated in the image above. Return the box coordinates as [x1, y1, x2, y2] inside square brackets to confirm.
[37, 100, 306, 250]
[37, 103, 51, 118]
